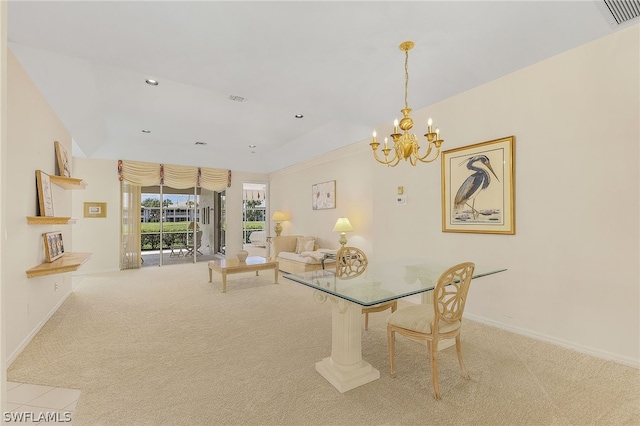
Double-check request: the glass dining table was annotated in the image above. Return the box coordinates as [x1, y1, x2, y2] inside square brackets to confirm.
[283, 259, 506, 393]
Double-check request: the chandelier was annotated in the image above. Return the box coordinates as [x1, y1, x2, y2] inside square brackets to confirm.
[370, 41, 444, 167]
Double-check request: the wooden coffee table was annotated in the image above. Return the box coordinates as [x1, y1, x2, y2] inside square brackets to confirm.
[208, 256, 279, 293]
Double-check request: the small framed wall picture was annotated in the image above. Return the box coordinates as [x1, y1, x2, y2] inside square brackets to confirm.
[43, 231, 65, 262]
[84, 202, 107, 218]
[54, 141, 71, 177]
[36, 170, 55, 217]
[311, 180, 336, 210]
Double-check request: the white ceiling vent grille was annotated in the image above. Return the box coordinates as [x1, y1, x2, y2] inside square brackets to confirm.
[601, 0, 640, 26]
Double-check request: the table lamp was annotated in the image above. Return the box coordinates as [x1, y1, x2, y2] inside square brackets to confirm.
[271, 210, 288, 236]
[332, 217, 354, 247]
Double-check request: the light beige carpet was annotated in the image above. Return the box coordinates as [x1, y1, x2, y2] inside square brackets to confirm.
[8, 263, 640, 425]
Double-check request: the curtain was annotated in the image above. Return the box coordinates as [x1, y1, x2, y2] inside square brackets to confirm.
[120, 180, 142, 270]
[118, 160, 161, 186]
[118, 159, 230, 191]
[243, 189, 265, 200]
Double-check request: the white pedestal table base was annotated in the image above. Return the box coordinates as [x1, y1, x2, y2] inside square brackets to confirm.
[313, 291, 380, 393]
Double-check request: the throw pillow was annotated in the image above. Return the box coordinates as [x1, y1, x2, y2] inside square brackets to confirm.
[295, 237, 315, 254]
[303, 239, 316, 252]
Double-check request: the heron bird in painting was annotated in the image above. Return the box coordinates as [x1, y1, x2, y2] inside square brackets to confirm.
[454, 155, 499, 218]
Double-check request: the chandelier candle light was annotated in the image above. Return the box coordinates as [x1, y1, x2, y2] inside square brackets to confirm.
[370, 41, 444, 167]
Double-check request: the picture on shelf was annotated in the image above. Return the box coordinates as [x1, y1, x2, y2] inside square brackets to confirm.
[54, 141, 71, 177]
[43, 231, 65, 263]
[36, 170, 55, 217]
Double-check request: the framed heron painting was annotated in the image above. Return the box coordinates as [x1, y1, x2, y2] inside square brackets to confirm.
[441, 136, 515, 234]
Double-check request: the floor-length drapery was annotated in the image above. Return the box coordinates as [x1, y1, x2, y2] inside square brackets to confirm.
[120, 181, 142, 269]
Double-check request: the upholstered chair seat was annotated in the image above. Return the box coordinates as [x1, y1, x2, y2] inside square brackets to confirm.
[387, 304, 461, 335]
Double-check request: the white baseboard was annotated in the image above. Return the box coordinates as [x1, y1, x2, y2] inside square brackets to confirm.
[400, 296, 637, 368]
[464, 313, 639, 369]
[7, 288, 73, 367]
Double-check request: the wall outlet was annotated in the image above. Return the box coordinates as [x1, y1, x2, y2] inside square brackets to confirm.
[54, 282, 59, 291]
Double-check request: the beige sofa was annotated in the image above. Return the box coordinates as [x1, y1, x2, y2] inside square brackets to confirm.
[272, 235, 335, 274]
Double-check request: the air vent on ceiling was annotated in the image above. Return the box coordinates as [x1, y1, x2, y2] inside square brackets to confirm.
[600, 0, 640, 26]
[229, 95, 245, 102]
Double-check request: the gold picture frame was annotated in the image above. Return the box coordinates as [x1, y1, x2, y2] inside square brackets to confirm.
[441, 136, 515, 234]
[84, 202, 107, 218]
[312, 180, 336, 210]
[54, 141, 71, 177]
[36, 170, 55, 217]
[43, 231, 65, 262]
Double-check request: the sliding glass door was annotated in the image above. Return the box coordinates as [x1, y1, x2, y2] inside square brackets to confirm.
[140, 186, 200, 266]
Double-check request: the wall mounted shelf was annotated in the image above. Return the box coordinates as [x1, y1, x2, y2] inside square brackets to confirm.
[26, 252, 92, 278]
[27, 216, 71, 225]
[49, 175, 87, 190]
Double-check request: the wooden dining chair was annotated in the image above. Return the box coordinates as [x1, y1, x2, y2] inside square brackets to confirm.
[386, 262, 475, 399]
[335, 247, 397, 330]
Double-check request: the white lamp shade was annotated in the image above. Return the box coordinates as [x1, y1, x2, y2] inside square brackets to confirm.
[271, 210, 288, 221]
[332, 217, 354, 233]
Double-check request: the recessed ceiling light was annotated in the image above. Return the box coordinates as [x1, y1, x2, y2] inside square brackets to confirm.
[248, 144, 256, 148]
[295, 114, 304, 118]
[145, 79, 159, 86]
[141, 129, 151, 133]
[195, 141, 207, 146]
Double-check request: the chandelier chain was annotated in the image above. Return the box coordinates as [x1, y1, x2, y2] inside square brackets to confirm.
[404, 49, 409, 110]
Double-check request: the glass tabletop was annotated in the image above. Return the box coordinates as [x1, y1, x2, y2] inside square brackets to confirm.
[283, 259, 506, 307]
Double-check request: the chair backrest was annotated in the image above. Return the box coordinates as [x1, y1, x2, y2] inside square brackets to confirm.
[335, 246, 368, 278]
[432, 262, 475, 331]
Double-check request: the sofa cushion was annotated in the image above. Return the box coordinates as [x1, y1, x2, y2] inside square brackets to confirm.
[299, 251, 325, 262]
[272, 235, 302, 257]
[279, 251, 323, 265]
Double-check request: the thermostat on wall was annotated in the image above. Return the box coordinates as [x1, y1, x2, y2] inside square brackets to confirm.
[396, 195, 406, 205]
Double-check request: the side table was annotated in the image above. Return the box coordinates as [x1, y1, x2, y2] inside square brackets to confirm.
[321, 251, 337, 270]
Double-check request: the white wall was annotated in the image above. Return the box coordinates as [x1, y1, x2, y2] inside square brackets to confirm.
[270, 143, 374, 252]
[4, 50, 76, 362]
[0, 0, 8, 411]
[270, 26, 640, 366]
[71, 157, 121, 274]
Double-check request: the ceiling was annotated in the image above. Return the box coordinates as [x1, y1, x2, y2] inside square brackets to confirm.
[6, 1, 624, 173]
